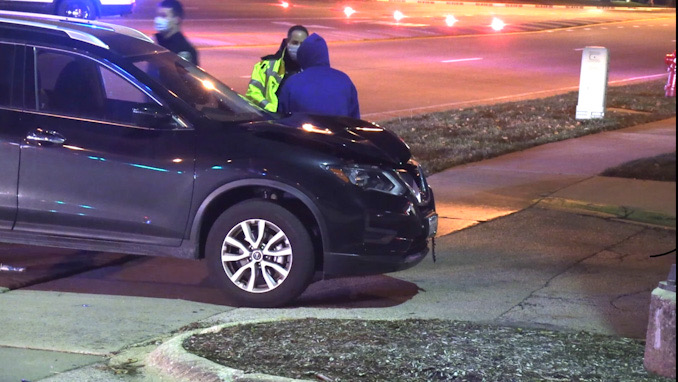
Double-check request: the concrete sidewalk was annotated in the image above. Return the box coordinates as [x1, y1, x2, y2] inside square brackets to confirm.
[430, 117, 676, 236]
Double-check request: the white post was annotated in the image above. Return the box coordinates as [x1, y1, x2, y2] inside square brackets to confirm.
[576, 46, 609, 120]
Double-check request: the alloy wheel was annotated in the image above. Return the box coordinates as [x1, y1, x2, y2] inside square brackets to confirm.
[220, 218, 293, 293]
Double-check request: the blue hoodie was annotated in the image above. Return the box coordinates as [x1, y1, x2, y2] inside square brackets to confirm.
[277, 33, 360, 119]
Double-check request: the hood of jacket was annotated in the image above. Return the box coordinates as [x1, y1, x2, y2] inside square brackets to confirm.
[297, 33, 330, 70]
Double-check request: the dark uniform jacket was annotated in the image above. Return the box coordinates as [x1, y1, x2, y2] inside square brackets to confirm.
[155, 32, 198, 66]
[277, 33, 360, 119]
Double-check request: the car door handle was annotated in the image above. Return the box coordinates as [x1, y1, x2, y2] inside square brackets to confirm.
[26, 129, 66, 146]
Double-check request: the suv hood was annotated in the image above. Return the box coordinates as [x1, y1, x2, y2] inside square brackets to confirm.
[245, 114, 412, 165]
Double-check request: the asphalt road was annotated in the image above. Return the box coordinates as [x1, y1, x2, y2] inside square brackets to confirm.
[102, 0, 676, 119]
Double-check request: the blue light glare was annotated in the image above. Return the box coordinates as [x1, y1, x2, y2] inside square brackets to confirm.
[79, 205, 94, 209]
[71, 22, 114, 32]
[130, 164, 169, 172]
[211, 166, 223, 170]
[87, 156, 106, 161]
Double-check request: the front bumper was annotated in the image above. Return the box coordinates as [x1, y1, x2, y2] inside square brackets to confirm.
[324, 244, 430, 278]
[322, 204, 437, 278]
[317, 160, 436, 278]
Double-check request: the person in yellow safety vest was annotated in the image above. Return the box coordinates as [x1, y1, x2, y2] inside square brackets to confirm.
[246, 25, 308, 112]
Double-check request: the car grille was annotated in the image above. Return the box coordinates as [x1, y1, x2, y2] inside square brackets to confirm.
[397, 161, 430, 205]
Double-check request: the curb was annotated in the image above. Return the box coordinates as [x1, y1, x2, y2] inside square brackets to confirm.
[535, 197, 676, 228]
[146, 320, 311, 382]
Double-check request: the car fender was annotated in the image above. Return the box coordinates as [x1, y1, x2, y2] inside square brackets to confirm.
[188, 178, 330, 255]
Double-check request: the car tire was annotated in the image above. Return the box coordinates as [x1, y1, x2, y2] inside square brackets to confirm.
[206, 200, 315, 308]
[57, 0, 96, 20]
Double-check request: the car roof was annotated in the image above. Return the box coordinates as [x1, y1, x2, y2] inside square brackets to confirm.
[0, 10, 165, 57]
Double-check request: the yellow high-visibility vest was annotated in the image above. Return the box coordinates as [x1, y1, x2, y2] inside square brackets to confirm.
[246, 55, 285, 112]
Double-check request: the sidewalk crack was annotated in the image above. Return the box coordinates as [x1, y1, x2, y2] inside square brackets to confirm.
[496, 227, 648, 319]
[527, 175, 598, 211]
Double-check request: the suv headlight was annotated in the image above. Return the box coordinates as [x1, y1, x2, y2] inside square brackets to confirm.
[324, 165, 406, 196]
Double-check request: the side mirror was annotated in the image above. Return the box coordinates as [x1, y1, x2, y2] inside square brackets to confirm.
[132, 105, 176, 128]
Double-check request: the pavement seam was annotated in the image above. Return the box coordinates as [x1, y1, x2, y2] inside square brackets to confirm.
[535, 197, 676, 228]
[610, 289, 654, 311]
[0, 344, 110, 357]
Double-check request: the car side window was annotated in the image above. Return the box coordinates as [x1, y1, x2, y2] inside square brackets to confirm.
[35, 49, 164, 127]
[0, 43, 21, 108]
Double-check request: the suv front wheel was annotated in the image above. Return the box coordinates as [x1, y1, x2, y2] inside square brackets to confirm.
[206, 200, 315, 308]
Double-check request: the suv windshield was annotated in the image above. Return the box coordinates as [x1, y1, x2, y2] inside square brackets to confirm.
[133, 52, 270, 122]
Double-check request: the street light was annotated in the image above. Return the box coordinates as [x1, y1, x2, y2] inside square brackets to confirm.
[490, 17, 506, 31]
[445, 15, 458, 27]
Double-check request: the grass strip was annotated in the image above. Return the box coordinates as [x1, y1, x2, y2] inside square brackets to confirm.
[381, 79, 676, 174]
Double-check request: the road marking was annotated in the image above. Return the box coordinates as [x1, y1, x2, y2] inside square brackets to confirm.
[271, 21, 295, 27]
[190, 38, 235, 46]
[271, 21, 335, 30]
[372, 21, 431, 27]
[442, 57, 483, 63]
[612, 73, 669, 83]
[305, 24, 337, 30]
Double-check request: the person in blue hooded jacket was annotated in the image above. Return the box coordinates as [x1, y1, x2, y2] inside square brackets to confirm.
[277, 33, 360, 119]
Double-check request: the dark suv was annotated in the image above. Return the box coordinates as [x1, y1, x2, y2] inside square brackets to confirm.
[0, 11, 437, 307]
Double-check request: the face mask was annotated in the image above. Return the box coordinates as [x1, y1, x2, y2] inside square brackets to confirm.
[287, 45, 299, 61]
[154, 17, 170, 33]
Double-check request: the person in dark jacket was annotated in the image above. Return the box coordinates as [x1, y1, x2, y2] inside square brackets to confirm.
[277, 33, 360, 119]
[154, 0, 198, 65]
